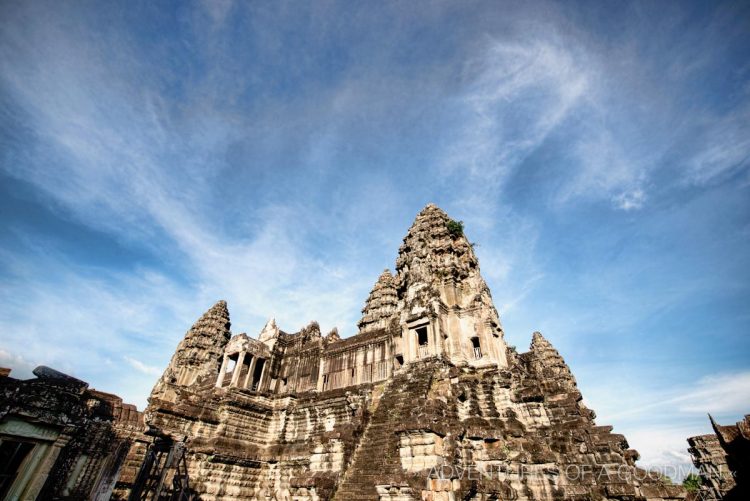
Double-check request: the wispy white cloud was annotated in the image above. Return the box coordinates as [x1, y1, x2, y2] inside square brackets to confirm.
[0, 349, 36, 379]
[583, 369, 750, 481]
[438, 7, 750, 218]
[124, 356, 161, 376]
[675, 371, 750, 414]
[601, 370, 750, 421]
[442, 36, 590, 202]
[684, 102, 750, 186]
[0, 242, 199, 407]
[0, 2, 374, 338]
[612, 188, 646, 211]
[622, 425, 700, 481]
[0, 1, 747, 478]
[558, 123, 649, 210]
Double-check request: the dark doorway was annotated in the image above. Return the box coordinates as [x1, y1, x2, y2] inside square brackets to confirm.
[394, 355, 404, 369]
[471, 337, 482, 359]
[251, 359, 265, 391]
[416, 326, 428, 346]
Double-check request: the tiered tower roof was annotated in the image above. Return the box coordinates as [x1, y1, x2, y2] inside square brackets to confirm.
[357, 269, 398, 332]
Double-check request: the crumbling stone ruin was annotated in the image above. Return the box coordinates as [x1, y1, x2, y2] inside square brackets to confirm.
[0, 366, 144, 499]
[688, 414, 749, 500]
[127, 204, 686, 501]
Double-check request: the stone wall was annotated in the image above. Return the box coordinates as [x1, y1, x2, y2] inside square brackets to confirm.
[688, 414, 749, 501]
[0, 366, 144, 500]
[125, 204, 686, 501]
[687, 433, 733, 500]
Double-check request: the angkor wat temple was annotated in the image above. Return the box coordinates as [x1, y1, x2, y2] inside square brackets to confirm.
[1, 204, 692, 500]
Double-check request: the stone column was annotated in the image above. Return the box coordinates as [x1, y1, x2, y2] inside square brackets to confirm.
[429, 322, 436, 356]
[431, 320, 441, 357]
[230, 351, 246, 387]
[18, 432, 72, 500]
[241, 354, 254, 388]
[316, 358, 326, 391]
[385, 339, 392, 378]
[485, 326, 496, 363]
[354, 345, 367, 384]
[215, 354, 230, 388]
[413, 327, 421, 360]
[257, 359, 269, 391]
[245, 355, 258, 389]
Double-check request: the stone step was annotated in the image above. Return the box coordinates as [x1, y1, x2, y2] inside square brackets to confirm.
[331, 362, 443, 501]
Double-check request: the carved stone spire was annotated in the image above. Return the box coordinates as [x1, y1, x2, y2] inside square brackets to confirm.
[358, 269, 398, 332]
[529, 331, 579, 397]
[396, 204, 479, 293]
[150, 300, 231, 402]
[394, 204, 507, 366]
[259, 317, 280, 347]
[395, 204, 497, 312]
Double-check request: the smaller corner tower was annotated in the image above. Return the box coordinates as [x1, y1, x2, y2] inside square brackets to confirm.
[149, 300, 231, 403]
[357, 269, 398, 333]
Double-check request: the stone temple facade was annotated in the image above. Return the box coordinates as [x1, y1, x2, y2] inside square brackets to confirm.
[128, 204, 686, 501]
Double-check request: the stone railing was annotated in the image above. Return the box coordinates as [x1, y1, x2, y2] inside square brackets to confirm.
[320, 360, 390, 391]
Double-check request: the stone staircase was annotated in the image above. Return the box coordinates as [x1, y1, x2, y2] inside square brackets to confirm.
[331, 358, 442, 501]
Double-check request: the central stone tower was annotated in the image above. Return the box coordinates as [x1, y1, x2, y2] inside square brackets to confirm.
[392, 203, 507, 368]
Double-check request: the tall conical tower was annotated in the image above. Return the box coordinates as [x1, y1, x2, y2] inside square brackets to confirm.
[394, 204, 507, 367]
[149, 300, 231, 403]
[357, 269, 398, 332]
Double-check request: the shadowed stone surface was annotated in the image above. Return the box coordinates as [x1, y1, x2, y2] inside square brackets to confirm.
[0, 366, 144, 500]
[688, 415, 750, 501]
[131, 204, 686, 501]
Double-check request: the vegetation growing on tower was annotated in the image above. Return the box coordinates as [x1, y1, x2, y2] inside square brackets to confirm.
[446, 218, 464, 237]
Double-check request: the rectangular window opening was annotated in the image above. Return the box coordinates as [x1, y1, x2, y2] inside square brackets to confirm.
[417, 326, 429, 346]
[251, 359, 265, 391]
[471, 337, 482, 359]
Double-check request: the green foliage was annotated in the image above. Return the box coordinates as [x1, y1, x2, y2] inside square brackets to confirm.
[683, 473, 702, 492]
[446, 219, 464, 237]
[651, 471, 673, 484]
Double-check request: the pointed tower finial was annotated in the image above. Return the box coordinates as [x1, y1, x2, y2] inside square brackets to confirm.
[259, 317, 280, 347]
[531, 331, 553, 350]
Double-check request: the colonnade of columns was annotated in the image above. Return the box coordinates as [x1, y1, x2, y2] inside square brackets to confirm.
[215, 351, 267, 391]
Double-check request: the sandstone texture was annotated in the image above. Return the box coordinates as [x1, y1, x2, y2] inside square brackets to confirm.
[688, 415, 749, 500]
[128, 204, 686, 501]
[0, 366, 145, 500]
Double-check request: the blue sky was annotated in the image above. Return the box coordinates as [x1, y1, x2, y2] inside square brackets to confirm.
[1, 0, 748, 478]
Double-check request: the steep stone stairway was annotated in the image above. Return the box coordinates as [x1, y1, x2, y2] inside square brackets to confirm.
[331, 358, 442, 501]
